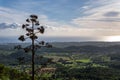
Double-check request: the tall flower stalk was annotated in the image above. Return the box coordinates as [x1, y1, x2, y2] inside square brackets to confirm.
[15, 15, 52, 80]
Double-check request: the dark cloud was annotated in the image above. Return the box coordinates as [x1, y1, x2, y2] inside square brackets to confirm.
[104, 11, 120, 17]
[0, 23, 19, 29]
[96, 18, 120, 22]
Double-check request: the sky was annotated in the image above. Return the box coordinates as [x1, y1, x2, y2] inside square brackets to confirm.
[0, 0, 120, 42]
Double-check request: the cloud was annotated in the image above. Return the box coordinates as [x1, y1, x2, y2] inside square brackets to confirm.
[0, 23, 19, 29]
[71, 0, 120, 39]
[0, 28, 25, 37]
[82, 6, 90, 9]
[103, 11, 120, 17]
[0, 6, 78, 38]
[0, 7, 29, 24]
[0, 0, 120, 42]
[72, 0, 120, 30]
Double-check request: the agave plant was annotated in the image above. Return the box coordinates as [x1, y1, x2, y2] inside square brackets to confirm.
[15, 14, 52, 80]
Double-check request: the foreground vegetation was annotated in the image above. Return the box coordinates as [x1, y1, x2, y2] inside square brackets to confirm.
[0, 63, 120, 80]
[0, 64, 31, 80]
[0, 42, 120, 80]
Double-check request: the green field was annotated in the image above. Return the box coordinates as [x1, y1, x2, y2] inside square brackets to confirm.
[76, 59, 91, 63]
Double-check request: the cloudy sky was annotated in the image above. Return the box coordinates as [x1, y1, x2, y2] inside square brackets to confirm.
[0, 0, 120, 42]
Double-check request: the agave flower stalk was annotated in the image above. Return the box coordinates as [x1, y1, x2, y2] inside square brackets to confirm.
[15, 14, 52, 80]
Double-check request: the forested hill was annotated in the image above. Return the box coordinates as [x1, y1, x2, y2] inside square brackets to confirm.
[1, 42, 120, 47]
[51, 42, 120, 48]
[0, 42, 120, 53]
[37, 45, 120, 53]
[0, 42, 120, 76]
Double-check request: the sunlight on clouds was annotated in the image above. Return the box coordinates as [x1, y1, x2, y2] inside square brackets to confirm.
[104, 36, 120, 42]
[73, 19, 120, 29]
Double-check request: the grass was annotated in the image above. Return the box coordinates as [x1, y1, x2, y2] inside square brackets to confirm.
[44, 55, 70, 61]
[92, 63, 107, 67]
[76, 59, 91, 63]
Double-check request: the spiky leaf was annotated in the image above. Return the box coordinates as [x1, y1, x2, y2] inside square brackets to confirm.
[26, 33, 30, 36]
[38, 26, 44, 34]
[18, 35, 25, 41]
[30, 19, 36, 22]
[35, 45, 41, 49]
[46, 43, 52, 48]
[26, 19, 30, 22]
[30, 15, 38, 19]
[35, 21, 40, 26]
[30, 35, 38, 40]
[22, 24, 26, 29]
[39, 41, 45, 45]
[26, 28, 33, 32]
[25, 24, 29, 26]
[47, 44, 52, 48]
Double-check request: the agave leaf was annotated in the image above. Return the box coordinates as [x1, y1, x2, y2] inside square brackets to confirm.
[47, 44, 52, 48]
[39, 26, 44, 33]
[34, 35, 38, 39]
[35, 45, 41, 49]
[39, 41, 44, 45]
[26, 28, 33, 32]
[25, 24, 29, 26]
[26, 19, 30, 22]
[41, 41, 45, 45]
[46, 43, 52, 48]
[30, 35, 38, 40]
[22, 24, 26, 29]
[30, 19, 36, 22]
[30, 15, 38, 19]
[26, 33, 30, 36]
[18, 35, 25, 41]
[35, 21, 40, 26]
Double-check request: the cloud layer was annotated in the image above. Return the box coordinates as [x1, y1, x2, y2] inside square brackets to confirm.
[0, 0, 120, 42]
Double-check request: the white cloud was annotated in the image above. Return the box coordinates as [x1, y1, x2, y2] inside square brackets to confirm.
[82, 6, 90, 9]
[0, 6, 80, 38]
[0, 28, 25, 37]
[72, 0, 120, 37]
[0, 7, 29, 24]
[1, 0, 120, 42]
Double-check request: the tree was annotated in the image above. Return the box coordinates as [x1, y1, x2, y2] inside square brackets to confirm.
[15, 14, 52, 80]
[17, 57, 25, 65]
